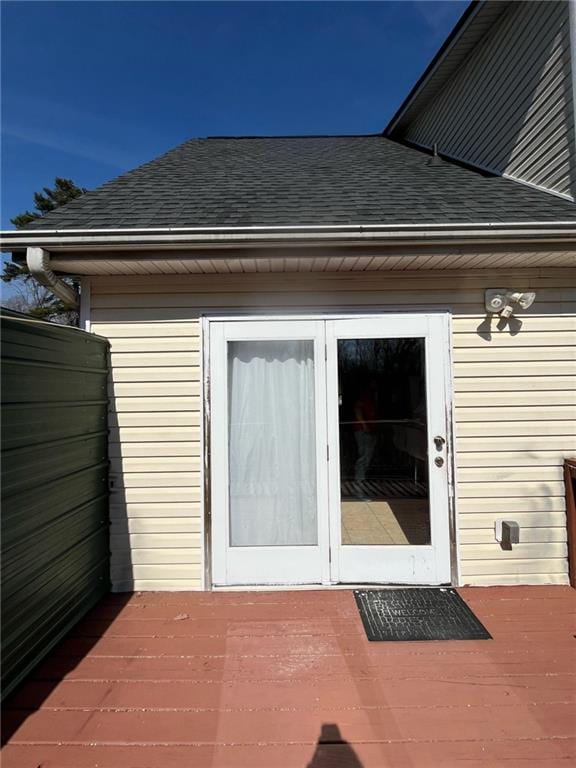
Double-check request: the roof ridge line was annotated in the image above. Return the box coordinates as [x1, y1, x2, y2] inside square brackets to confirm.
[202, 134, 383, 140]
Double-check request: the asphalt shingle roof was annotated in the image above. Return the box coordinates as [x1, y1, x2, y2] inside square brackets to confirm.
[23, 136, 575, 230]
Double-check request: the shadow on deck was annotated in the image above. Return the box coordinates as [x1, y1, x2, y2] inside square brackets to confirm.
[2, 586, 575, 767]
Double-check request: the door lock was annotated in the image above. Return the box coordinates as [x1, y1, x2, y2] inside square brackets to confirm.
[434, 456, 444, 467]
[433, 436, 446, 451]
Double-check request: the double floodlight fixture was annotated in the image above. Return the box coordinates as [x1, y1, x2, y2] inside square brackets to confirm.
[485, 289, 536, 318]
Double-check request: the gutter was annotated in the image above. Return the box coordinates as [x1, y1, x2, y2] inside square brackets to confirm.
[2, 221, 576, 253]
[26, 247, 79, 308]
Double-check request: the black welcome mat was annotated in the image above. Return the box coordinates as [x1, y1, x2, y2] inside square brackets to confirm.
[354, 588, 491, 641]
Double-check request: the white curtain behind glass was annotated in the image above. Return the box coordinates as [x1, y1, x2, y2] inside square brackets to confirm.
[228, 340, 317, 546]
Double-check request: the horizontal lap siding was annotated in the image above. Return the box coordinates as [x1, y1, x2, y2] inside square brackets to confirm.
[400, 1, 574, 199]
[91, 267, 576, 589]
[452, 289, 575, 585]
[91, 313, 202, 591]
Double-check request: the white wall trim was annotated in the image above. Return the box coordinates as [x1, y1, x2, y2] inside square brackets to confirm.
[445, 311, 460, 587]
[79, 277, 91, 332]
[200, 315, 209, 591]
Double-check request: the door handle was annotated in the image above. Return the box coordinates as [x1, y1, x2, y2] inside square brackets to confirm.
[433, 436, 446, 451]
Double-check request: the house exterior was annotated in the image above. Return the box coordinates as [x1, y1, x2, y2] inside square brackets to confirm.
[386, 0, 576, 200]
[2, 0, 575, 593]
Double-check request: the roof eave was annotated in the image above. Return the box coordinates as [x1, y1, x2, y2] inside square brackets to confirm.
[2, 221, 576, 255]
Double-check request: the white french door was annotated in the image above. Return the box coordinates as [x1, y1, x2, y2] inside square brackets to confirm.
[210, 314, 452, 587]
[210, 320, 330, 586]
[326, 315, 452, 585]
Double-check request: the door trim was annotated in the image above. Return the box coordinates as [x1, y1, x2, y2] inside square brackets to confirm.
[203, 311, 457, 589]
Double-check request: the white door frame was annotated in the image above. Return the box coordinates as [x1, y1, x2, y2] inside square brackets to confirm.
[326, 314, 453, 585]
[206, 311, 455, 588]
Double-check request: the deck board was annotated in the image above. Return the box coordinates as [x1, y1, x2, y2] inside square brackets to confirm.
[2, 586, 575, 767]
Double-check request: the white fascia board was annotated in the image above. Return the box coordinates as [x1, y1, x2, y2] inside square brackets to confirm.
[2, 221, 576, 253]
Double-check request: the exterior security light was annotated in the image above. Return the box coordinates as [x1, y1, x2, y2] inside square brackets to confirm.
[485, 289, 536, 318]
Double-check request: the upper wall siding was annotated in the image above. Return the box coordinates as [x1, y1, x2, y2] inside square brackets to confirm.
[90, 268, 576, 591]
[400, 1, 575, 199]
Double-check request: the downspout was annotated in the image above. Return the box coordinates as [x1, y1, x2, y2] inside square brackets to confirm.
[26, 246, 79, 308]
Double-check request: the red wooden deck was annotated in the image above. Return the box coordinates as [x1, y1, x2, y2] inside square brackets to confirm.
[2, 586, 575, 767]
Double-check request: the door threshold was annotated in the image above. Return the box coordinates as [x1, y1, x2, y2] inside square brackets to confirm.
[212, 583, 453, 592]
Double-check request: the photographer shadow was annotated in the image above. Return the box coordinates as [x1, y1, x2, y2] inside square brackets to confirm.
[306, 724, 364, 768]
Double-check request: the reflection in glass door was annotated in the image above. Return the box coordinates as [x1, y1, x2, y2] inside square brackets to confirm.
[327, 316, 451, 585]
[337, 337, 431, 547]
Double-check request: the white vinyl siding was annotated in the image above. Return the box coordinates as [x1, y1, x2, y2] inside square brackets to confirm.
[400, 1, 575, 199]
[102, 318, 203, 591]
[90, 267, 576, 590]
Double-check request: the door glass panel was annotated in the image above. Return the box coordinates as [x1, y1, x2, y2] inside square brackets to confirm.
[228, 340, 318, 546]
[337, 338, 430, 546]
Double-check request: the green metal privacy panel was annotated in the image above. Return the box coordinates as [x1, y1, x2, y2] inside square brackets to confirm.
[1, 309, 110, 698]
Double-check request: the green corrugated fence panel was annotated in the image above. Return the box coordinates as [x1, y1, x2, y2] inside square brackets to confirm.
[2, 461, 109, 546]
[2, 540, 109, 670]
[2, 403, 108, 450]
[1, 310, 111, 699]
[2, 359, 108, 403]
[2, 324, 108, 369]
[2, 432, 108, 498]
[3, 562, 109, 697]
[2, 496, 109, 593]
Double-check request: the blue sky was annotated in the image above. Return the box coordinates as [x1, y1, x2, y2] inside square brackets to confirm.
[2, 1, 467, 230]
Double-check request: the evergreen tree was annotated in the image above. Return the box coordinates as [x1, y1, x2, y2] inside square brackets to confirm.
[2, 178, 87, 323]
[10, 177, 87, 230]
